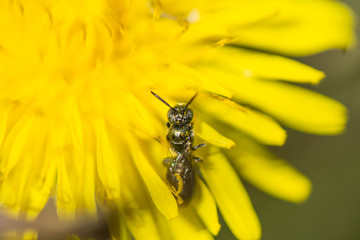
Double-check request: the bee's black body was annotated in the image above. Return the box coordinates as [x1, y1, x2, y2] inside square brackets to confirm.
[151, 92, 205, 206]
[165, 154, 195, 206]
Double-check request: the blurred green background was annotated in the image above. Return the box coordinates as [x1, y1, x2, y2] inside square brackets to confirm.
[218, 0, 360, 239]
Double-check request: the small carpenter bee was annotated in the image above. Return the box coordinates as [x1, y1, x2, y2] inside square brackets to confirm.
[151, 91, 206, 206]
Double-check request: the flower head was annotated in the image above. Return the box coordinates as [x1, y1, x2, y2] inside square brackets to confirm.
[0, 0, 355, 239]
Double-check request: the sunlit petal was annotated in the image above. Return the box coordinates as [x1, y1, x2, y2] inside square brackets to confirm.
[126, 133, 178, 220]
[168, 208, 214, 240]
[202, 147, 261, 239]
[191, 177, 220, 235]
[196, 121, 235, 149]
[196, 95, 287, 145]
[196, 47, 325, 84]
[227, 137, 312, 203]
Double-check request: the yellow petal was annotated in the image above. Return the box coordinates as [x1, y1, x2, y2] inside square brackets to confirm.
[168, 62, 233, 98]
[75, 152, 97, 217]
[231, 0, 355, 56]
[176, 1, 353, 56]
[196, 121, 235, 149]
[201, 147, 261, 240]
[169, 207, 214, 240]
[113, 139, 163, 240]
[123, 93, 160, 140]
[67, 98, 97, 216]
[23, 131, 57, 220]
[0, 176, 20, 217]
[236, 80, 347, 135]
[0, 116, 56, 219]
[197, 47, 325, 84]
[126, 133, 178, 220]
[1, 111, 34, 174]
[51, 100, 86, 220]
[0, 102, 9, 148]
[200, 67, 347, 135]
[142, 62, 233, 98]
[191, 177, 221, 236]
[121, 186, 162, 240]
[56, 149, 76, 220]
[0, 230, 38, 240]
[21, 230, 38, 240]
[94, 118, 121, 201]
[125, 210, 162, 240]
[196, 94, 286, 145]
[227, 137, 311, 203]
[25, 156, 57, 220]
[106, 209, 132, 240]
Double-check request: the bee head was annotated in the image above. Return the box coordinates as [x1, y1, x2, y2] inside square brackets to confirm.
[151, 91, 197, 125]
[167, 104, 193, 125]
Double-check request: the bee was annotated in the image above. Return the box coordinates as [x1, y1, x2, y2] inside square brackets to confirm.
[151, 91, 206, 206]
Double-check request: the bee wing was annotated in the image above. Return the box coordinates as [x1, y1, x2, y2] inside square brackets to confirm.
[169, 147, 177, 157]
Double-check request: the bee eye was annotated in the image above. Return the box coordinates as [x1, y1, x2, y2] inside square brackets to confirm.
[167, 109, 175, 123]
[184, 109, 193, 122]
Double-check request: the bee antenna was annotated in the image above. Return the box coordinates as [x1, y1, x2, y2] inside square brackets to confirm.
[151, 91, 174, 110]
[185, 92, 198, 110]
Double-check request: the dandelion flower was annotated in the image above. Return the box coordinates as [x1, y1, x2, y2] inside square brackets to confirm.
[0, 0, 355, 239]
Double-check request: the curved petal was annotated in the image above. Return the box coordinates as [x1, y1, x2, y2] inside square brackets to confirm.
[201, 147, 261, 240]
[168, 208, 214, 240]
[236, 80, 347, 135]
[121, 186, 163, 240]
[1, 111, 34, 175]
[230, 0, 355, 56]
[199, 67, 347, 135]
[172, 0, 354, 56]
[94, 118, 121, 201]
[226, 136, 312, 203]
[0, 114, 57, 220]
[196, 121, 235, 149]
[196, 47, 325, 84]
[126, 133, 178, 220]
[56, 148, 77, 220]
[191, 177, 220, 235]
[196, 94, 286, 145]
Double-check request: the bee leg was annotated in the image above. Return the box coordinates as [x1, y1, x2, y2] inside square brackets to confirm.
[173, 173, 184, 195]
[168, 173, 184, 205]
[192, 156, 203, 163]
[171, 192, 184, 205]
[163, 158, 173, 167]
[192, 143, 206, 151]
